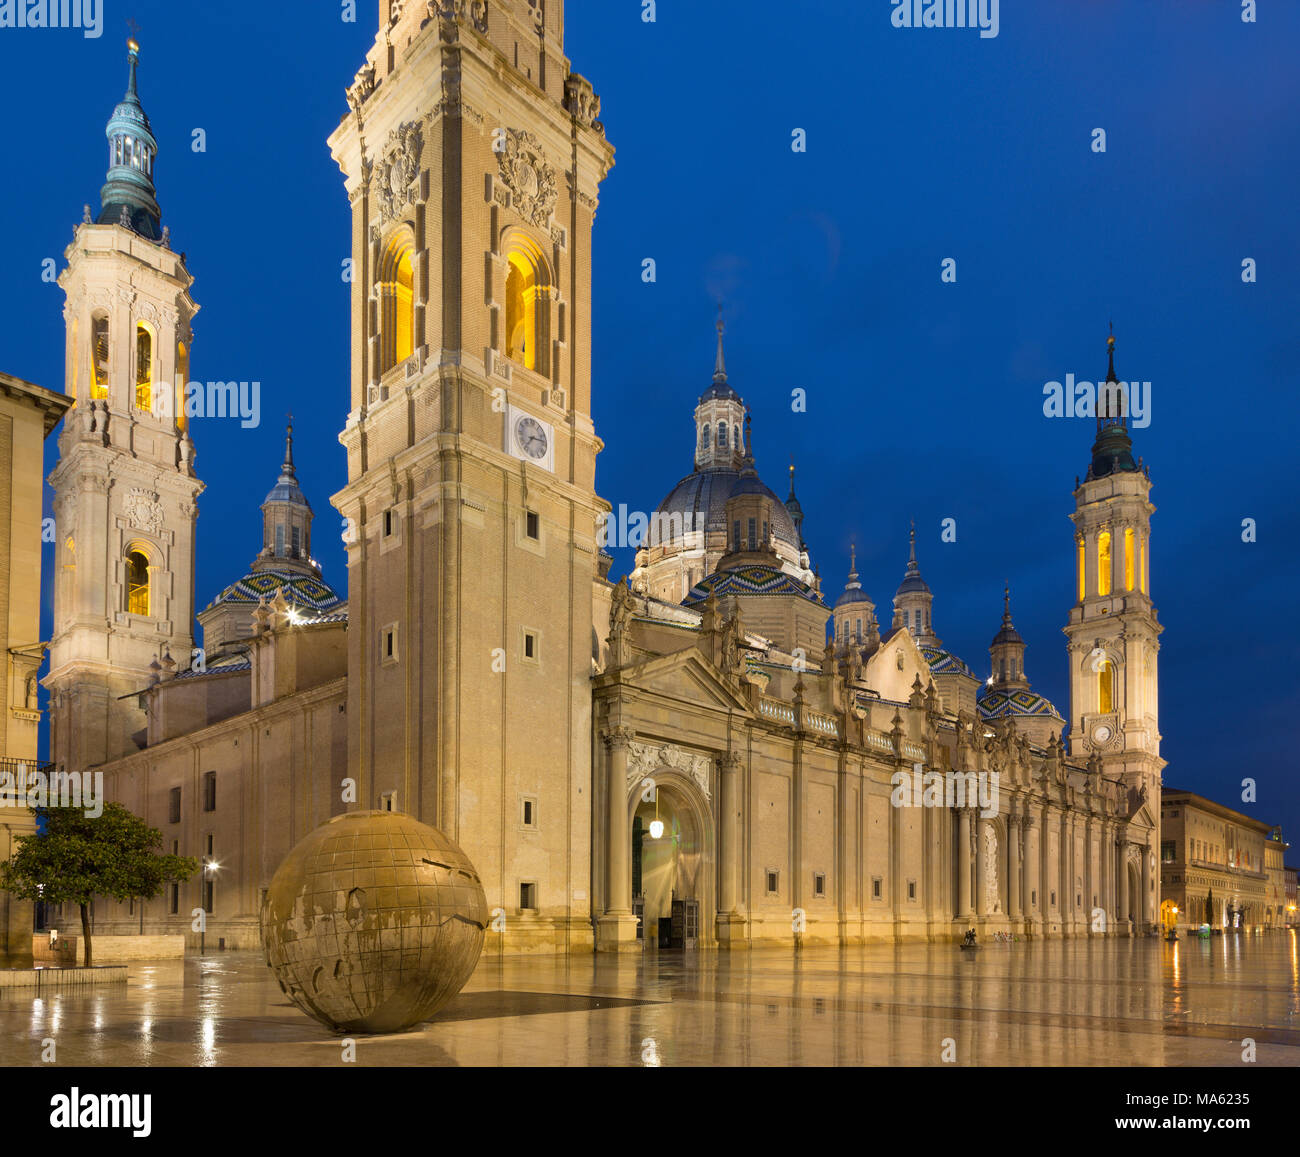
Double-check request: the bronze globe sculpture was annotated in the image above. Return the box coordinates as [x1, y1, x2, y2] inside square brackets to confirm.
[261, 810, 487, 1033]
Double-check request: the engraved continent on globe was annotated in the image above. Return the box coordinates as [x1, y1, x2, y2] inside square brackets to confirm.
[260, 810, 488, 1033]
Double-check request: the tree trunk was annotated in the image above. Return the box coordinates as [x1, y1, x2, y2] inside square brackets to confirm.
[80, 902, 92, 967]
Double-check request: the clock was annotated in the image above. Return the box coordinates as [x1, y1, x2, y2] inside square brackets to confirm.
[504, 405, 554, 471]
[1092, 723, 1113, 746]
[514, 415, 549, 460]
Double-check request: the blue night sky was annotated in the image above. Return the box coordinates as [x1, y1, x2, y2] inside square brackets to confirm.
[1, 2, 1296, 845]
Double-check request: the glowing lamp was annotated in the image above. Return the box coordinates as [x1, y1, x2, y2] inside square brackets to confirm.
[649, 819, 664, 840]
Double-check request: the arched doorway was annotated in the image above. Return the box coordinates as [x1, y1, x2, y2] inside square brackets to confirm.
[1127, 863, 1141, 928]
[1160, 899, 1178, 933]
[629, 771, 713, 949]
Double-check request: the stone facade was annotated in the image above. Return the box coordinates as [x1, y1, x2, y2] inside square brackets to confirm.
[1159, 788, 1271, 932]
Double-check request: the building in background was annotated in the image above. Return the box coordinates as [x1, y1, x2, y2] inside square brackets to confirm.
[1263, 827, 1289, 929]
[1160, 789, 1270, 932]
[0, 371, 71, 966]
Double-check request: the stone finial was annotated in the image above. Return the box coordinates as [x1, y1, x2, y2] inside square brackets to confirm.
[83, 204, 92, 224]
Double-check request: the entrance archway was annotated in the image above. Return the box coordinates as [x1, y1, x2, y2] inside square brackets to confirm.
[628, 771, 713, 949]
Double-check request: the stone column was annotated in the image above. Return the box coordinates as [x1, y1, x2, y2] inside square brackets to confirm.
[974, 814, 987, 919]
[956, 808, 972, 920]
[1117, 836, 1130, 932]
[716, 752, 747, 947]
[1022, 814, 1036, 930]
[1008, 814, 1022, 919]
[1140, 840, 1151, 933]
[596, 727, 639, 951]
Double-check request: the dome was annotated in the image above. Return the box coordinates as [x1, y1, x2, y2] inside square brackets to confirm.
[683, 564, 822, 606]
[834, 586, 873, 610]
[896, 572, 931, 596]
[654, 469, 799, 548]
[920, 644, 975, 679]
[204, 569, 343, 615]
[264, 474, 312, 509]
[977, 685, 1063, 721]
[699, 378, 741, 404]
[991, 622, 1024, 647]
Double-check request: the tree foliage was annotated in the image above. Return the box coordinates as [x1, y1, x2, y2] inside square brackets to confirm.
[0, 804, 198, 965]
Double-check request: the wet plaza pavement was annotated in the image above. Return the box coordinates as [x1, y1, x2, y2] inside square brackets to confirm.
[1, 932, 1296, 1067]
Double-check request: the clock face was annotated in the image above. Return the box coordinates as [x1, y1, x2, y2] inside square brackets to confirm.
[1093, 724, 1112, 745]
[515, 415, 549, 460]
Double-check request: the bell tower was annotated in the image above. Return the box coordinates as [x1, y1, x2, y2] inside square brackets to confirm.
[46, 40, 202, 771]
[1063, 331, 1163, 803]
[328, 1, 614, 950]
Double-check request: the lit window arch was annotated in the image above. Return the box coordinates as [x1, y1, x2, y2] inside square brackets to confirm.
[175, 340, 190, 431]
[135, 321, 155, 412]
[378, 231, 417, 374]
[1097, 530, 1112, 596]
[503, 233, 550, 374]
[90, 313, 110, 401]
[1099, 659, 1116, 714]
[125, 549, 151, 616]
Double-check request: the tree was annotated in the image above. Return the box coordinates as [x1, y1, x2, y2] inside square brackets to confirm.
[0, 804, 197, 966]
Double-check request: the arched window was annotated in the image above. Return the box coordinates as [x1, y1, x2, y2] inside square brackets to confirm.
[135, 323, 153, 412]
[700, 424, 710, 449]
[1140, 533, 1149, 594]
[1097, 531, 1112, 596]
[1124, 527, 1135, 591]
[718, 423, 728, 448]
[175, 340, 190, 431]
[504, 237, 549, 374]
[1099, 659, 1115, 714]
[734, 424, 741, 452]
[126, 551, 150, 616]
[378, 235, 416, 373]
[92, 314, 110, 401]
[1075, 534, 1085, 602]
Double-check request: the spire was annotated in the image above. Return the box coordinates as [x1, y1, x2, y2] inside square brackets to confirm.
[907, 520, 918, 571]
[784, 460, 805, 545]
[97, 39, 163, 241]
[1089, 324, 1138, 478]
[989, 582, 1027, 686]
[714, 304, 727, 382]
[282, 417, 297, 479]
[847, 543, 859, 587]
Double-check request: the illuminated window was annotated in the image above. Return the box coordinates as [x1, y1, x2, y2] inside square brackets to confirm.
[1124, 527, 1135, 591]
[135, 324, 153, 412]
[1099, 659, 1115, 714]
[1097, 531, 1112, 596]
[126, 551, 150, 616]
[175, 340, 190, 431]
[92, 315, 110, 400]
[378, 234, 416, 373]
[505, 239, 549, 373]
[1075, 535, 1085, 602]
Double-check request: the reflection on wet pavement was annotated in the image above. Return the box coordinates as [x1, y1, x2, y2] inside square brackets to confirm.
[0, 932, 1296, 1066]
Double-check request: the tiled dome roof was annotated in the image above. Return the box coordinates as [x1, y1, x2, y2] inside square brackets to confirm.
[204, 569, 343, 614]
[977, 685, 1063, 721]
[920, 644, 975, 679]
[683, 564, 822, 606]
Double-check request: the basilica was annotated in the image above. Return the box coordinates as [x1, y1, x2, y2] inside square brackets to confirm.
[41, 1, 1162, 953]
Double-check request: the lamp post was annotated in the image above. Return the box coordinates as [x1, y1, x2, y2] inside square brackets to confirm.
[199, 858, 219, 954]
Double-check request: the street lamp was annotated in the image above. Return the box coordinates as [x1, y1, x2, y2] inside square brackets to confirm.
[199, 858, 219, 955]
